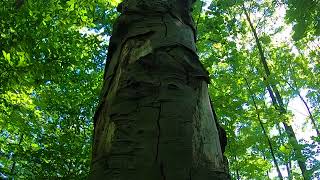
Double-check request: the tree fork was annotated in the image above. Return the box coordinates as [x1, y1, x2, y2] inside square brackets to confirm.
[89, 0, 230, 179]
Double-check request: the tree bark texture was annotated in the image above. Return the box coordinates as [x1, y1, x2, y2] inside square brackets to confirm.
[89, 0, 230, 179]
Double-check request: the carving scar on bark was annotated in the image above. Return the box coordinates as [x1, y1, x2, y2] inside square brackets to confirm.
[129, 39, 153, 64]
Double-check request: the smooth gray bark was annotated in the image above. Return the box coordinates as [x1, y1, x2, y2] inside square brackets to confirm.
[89, 0, 230, 179]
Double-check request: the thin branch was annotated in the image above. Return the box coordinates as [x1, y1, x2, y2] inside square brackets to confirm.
[282, 78, 320, 136]
[244, 77, 284, 180]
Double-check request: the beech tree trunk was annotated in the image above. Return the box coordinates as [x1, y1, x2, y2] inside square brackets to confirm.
[89, 0, 230, 179]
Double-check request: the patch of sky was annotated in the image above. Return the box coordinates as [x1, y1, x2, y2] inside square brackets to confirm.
[79, 27, 110, 45]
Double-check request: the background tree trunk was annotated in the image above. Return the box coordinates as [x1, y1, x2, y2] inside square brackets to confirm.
[243, 5, 308, 179]
[244, 78, 283, 180]
[89, 0, 230, 179]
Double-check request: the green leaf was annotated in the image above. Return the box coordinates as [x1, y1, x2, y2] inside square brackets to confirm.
[2, 50, 12, 65]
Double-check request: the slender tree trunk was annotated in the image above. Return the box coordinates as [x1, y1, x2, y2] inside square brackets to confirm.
[286, 163, 291, 180]
[288, 160, 293, 179]
[242, 5, 308, 179]
[244, 78, 283, 180]
[89, 0, 230, 179]
[284, 79, 320, 136]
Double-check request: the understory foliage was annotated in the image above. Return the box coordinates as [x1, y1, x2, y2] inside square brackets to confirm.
[0, 0, 319, 179]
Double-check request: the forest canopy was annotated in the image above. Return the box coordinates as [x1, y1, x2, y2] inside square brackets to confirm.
[0, 0, 319, 179]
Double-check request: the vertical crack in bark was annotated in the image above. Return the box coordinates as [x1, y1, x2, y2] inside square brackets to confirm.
[160, 162, 166, 180]
[161, 15, 168, 37]
[155, 79, 162, 162]
[189, 169, 192, 180]
[155, 103, 162, 161]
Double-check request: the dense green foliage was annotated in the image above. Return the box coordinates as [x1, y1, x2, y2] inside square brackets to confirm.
[285, 0, 320, 40]
[1, 0, 319, 179]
